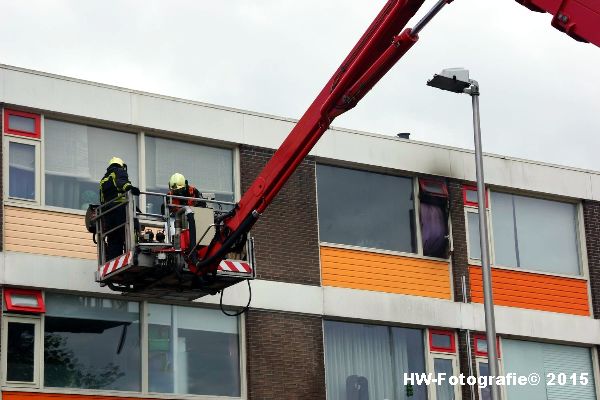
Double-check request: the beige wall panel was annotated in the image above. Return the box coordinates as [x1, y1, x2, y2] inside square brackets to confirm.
[4, 206, 96, 259]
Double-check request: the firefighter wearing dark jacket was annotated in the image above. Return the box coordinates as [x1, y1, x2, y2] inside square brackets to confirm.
[165, 172, 206, 213]
[99, 157, 140, 261]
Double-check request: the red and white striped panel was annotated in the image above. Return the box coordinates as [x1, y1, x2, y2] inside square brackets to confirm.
[218, 260, 252, 274]
[99, 251, 132, 280]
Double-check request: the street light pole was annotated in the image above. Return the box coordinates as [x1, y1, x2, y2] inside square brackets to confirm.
[427, 69, 501, 400]
[465, 81, 501, 400]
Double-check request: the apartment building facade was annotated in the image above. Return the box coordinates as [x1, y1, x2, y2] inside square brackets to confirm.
[0, 64, 599, 400]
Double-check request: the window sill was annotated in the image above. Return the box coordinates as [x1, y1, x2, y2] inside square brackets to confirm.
[4, 200, 87, 216]
[468, 262, 587, 281]
[320, 242, 450, 263]
[1, 386, 244, 400]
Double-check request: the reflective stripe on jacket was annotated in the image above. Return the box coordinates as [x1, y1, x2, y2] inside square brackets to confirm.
[100, 165, 132, 204]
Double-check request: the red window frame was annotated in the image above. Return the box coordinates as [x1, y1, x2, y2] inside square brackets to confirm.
[462, 185, 489, 208]
[429, 329, 456, 353]
[3, 109, 41, 139]
[419, 178, 448, 198]
[473, 334, 501, 358]
[4, 288, 45, 313]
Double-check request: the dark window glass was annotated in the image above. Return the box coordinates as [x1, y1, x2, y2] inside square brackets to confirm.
[7, 322, 35, 382]
[317, 165, 416, 253]
[43, 293, 140, 391]
[148, 304, 240, 396]
[9, 142, 35, 200]
[8, 115, 36, 133]
[324, 320, 427, 400]
[431, 333, 452, 350]
[478, 362, 492, 400]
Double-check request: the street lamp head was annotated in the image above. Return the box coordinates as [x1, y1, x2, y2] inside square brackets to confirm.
[427, 67, 472, 93]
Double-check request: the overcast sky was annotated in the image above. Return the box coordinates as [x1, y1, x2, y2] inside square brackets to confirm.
[1, 0, 599, 170]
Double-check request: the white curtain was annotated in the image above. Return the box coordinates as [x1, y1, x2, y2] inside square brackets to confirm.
[324, 321, 426, 400]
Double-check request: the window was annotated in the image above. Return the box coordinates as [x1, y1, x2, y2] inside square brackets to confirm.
[144, 136, 234, 214]
[502, 339, 597, 399]
[317, 165, 416, 253]
[428, 329, 460, 400]
[44, 120, 138, 210]
[43, 293, 141, 391]
[8, 141, 38, 201]
[465, 188, 582, 276]
[429, 330, 456, 353]
[419, 178, 449, 258]
[147, 303, 240, 396]
[4, 109, 41, 139]
[466, 212, 481, 260]
[490, 192, 580, 275]
[2, 316, 41, 386]
[473, 334, 500, 358]
[477, 361, 492, 400]
[4, 288, 45, 313]
[434, 357, 457, 400]
[2, 293, 244, 396]
[324, 320, 427, 400]
[463, 185, 488, 208]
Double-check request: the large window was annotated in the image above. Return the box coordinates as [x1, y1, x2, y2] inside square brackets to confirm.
[44, 293, 141, 391]
[490, 192, 580, 275]
[324, 320, 427, 400]
[2, 293, 242, 397]
[4, 112, 237, 213]
[466, 189, 582, 276]
[317, 165, 417, 253]
[44, 120, 139, 211]
[144, 136, 234, 214]
[502, 339, 597, 399]
[147, 303, 241, 396]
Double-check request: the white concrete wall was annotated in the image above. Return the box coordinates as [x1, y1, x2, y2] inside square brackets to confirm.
[2, 64, 600, 201]
[3, 251, 599, 346]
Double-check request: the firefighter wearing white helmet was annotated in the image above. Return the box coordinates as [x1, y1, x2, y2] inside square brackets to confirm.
[166, 172, 205, 212]
[99, 156, 140, 260]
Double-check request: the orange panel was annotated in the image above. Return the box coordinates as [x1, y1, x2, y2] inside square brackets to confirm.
[3, 393, 147, 400]
[469, 266, 590, 316]
[320, 246, 451, 299]
[5, 206, 96, 259]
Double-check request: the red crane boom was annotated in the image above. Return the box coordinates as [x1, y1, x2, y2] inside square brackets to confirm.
[191, 0, 600, 276]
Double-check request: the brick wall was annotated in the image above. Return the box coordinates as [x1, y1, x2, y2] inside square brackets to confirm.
[457, 330, 479, 400]
[239, 145, 321, 286]
[245, 309, 325, 399]
[449, 180, 470, 302]
[583, 200, 600, 318]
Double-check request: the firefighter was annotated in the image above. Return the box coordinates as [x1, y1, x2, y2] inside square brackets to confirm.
[166, 172, 206, 212]
[99, 157, 140, 261]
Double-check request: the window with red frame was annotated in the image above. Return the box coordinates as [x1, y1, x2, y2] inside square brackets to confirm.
[4, 109, 41, 139]
[419, 178, 448, 198]
[463, 185, 489, 208]
[4, 288, 45, 313]
[429, 329, 456, 353]
[473, 334, 501, 358]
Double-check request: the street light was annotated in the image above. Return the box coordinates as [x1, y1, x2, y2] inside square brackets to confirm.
[427, 68, 501, 400]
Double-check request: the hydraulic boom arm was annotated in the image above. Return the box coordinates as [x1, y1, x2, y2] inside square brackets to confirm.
[191, 0, 600, 275]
